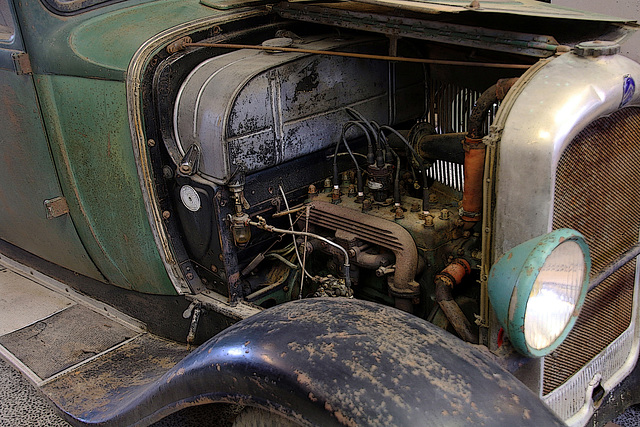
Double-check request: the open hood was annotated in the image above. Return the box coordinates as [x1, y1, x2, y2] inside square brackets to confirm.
[272, 0, 638, 58]
[348, 0, 633, 21]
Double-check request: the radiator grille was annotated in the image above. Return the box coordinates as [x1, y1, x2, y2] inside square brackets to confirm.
[543, 107, 640, 395]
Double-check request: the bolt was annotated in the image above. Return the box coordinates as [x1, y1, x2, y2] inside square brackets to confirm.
[424, 214, 434, 227]
[180, 164, 192, 174]
[331, 187, 341, 204]
[362, 198, 372, 212]
[219, 254, 224, 261]
[341, 172, 351, 187]
[411, 201, 420, 212]
[395, 206, 404, 220]
[211, 265, 218, 273]
[162, 166, 174, 180]
[162, 210, 171, 219]
[186, 272, 194, 280]
[440, 208, 450, 220]
[457, 248, 465, 256]
[429, 193, 438, 203]
[463, 231, 471, 238]
[147, 138, 156, 147]
[323, 178, 332, 192]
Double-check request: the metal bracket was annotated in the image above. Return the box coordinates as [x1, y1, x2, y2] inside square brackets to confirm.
[44, 197, 69, 219]
[11, 52, 32, 75]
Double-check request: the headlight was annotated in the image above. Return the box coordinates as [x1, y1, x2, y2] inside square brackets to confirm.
[488, 229, 591, 357]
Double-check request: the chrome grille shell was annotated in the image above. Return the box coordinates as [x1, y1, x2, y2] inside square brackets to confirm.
[491, 52, 640, 424]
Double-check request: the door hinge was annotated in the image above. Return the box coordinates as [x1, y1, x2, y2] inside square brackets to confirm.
[44, 197, 69, 219]
[11, 52, 32, 75]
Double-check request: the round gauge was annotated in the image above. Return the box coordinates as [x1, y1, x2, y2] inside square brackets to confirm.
[180, 185, 201, 212]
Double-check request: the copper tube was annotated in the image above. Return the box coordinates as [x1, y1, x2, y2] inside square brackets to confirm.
[185, 42, 532, 70]
[462, 78, 519, 222]
[461, 137, 485, 222]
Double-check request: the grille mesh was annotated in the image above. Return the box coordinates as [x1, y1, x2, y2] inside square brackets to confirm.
[543, 107, 640, 395]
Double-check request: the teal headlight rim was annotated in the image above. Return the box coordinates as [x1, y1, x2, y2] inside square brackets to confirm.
[489, 229, 591, 358]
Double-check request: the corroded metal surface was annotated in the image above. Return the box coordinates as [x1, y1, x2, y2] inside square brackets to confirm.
[52, 299, 564, 426]
[307, 200, 419, 297]
[41, 334, 190, 423]
[0, 305, 137, 379]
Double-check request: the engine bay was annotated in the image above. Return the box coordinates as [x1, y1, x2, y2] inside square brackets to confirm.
[148, 11, 547, 343]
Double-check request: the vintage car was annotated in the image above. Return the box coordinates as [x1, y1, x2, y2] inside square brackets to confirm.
[1, 0, 639, 424]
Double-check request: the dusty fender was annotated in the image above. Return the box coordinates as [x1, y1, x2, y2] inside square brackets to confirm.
[82, 298, 564, 426]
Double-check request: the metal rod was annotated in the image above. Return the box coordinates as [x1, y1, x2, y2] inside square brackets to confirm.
[185, 42, 532, 69]
[250, 215, 351, 288]
[588, 242, 640, 292]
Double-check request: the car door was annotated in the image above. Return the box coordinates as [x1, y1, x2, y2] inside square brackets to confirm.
[0, 0, 103, 280]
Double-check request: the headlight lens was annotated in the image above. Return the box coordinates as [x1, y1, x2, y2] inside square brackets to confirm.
[488, 229, 590, 357]
[522, 241, 587, 350]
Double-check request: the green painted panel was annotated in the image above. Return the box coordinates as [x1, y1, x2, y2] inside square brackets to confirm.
[14, 0, 222, 80]
[69, 0, 221, 72]
[34, 74, 176, 295]
[0, 55, 104, 281]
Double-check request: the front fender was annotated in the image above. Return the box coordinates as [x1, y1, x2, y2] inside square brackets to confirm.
[82, 298, 564, 426]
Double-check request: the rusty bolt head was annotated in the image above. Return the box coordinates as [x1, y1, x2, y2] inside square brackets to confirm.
[211, 265, 218, 273]
[411, 201, 420, 212]
[147, 138, 156, 147]
[424, 214, 434, 227]
[179, 164, 192, 174]
[162, 166, 174, 180]
[457, 248, 465, 256]
[283, 286, 289, 292]
[440, 208, 450, 220]
[219, 254, 224, 262]
[463, 231, 471, 238]
[429, 193, 438, 203]
[308, 184, 317, 195]
[186, 272, 194, 280]
[395, 206, 404, 220]
[162, 210, 171, 220]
